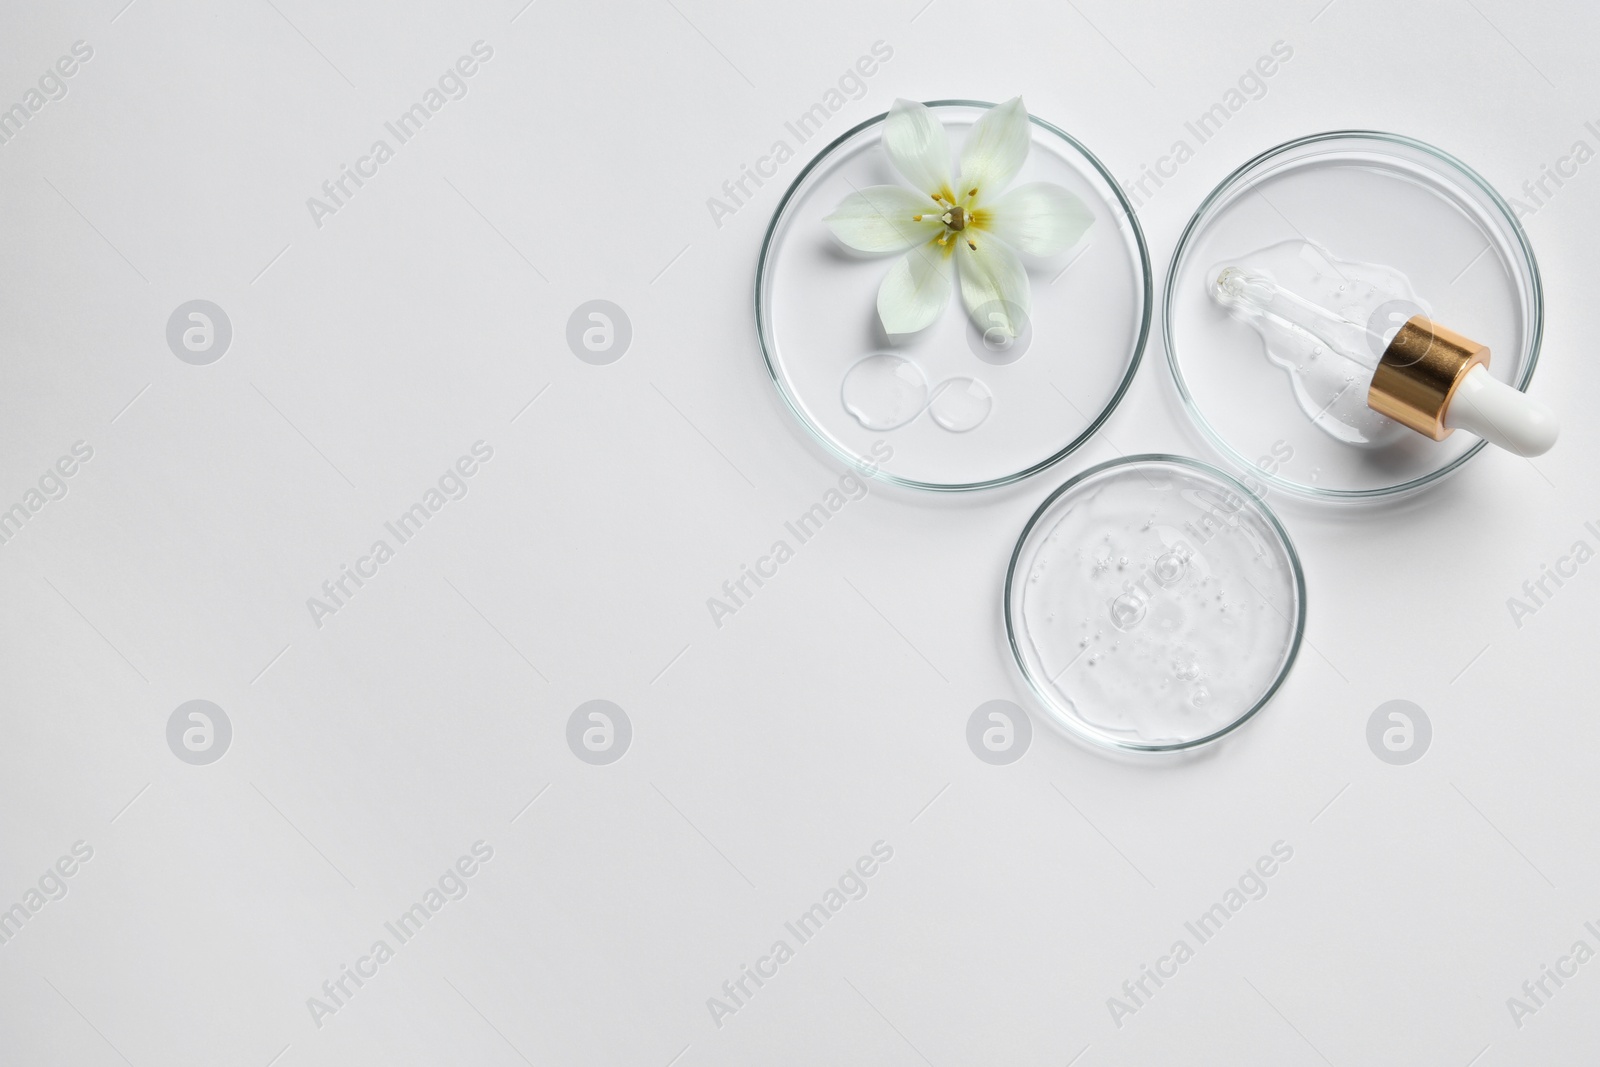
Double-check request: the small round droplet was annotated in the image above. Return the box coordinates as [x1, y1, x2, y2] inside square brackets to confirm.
[927, 377, 993, 433]
[841, 354, 928, 430]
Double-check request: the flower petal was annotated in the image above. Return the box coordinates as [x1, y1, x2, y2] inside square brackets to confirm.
[955, 235, 1030, 338]
[883, 98, 953, 199]
[877, 239, 953, 334]
[824, 185, 945, 253]
[981, 181, 1094, 257]
[957, 96, 1031, 201]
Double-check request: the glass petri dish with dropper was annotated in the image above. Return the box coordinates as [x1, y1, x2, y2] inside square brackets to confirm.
[1165, 131, 1543, 500]
[1005, 456, 1305, 752]
[757, 100, 1150, 491]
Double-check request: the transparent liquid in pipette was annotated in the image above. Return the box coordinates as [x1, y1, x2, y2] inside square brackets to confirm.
[1209, 240, 1428, 447]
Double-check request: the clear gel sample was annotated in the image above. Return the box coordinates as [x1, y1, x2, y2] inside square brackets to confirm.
[841, 355, 995, 434]
[841, 353, 928, 430]
[927, 378, 993, 432]
[1208, 239, 1428, 446]
[1013, 462, 1300, 748]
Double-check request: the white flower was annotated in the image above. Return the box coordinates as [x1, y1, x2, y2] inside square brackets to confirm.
[824, 97, 1093, 338]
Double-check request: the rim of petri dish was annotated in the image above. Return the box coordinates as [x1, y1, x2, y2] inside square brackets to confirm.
[756, 99, 1152, 493]
[1004, 454, 1307, 753]
[1164, 130, 1544, 502]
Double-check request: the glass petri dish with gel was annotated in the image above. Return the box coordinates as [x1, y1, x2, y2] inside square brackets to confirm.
[1006, 456, 1305, 751]
[1165, 131, 1543, 499]
[757, 101, 1150, 491]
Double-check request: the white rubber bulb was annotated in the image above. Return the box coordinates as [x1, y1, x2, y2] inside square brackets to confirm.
[1443, 364, 1559, 457]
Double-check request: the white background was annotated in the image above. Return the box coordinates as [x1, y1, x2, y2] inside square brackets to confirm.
[1, 0, 1597, 1063]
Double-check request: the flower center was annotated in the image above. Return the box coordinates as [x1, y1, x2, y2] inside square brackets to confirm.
[917, 192, 981, 251]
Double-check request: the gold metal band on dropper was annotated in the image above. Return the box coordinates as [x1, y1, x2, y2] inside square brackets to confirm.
[1368, 316, 1490, 441]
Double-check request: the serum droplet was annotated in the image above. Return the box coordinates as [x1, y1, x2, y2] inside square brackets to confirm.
[927, 377, 994, 432]
[841, 354, 928, 430]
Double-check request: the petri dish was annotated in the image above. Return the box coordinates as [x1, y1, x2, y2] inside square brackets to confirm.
[1165, 131, 1543, 500]
[757, 100, 1150, 491]
[1005, 456, 1305, 752]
